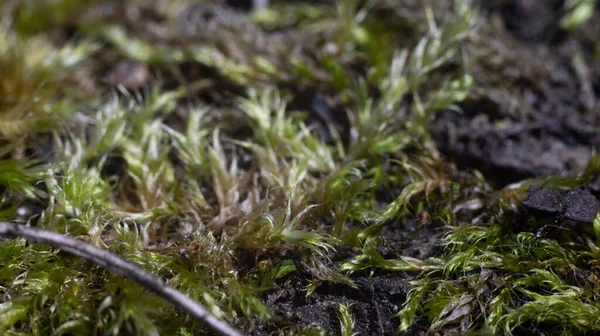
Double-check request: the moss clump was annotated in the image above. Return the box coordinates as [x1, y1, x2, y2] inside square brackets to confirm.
[0, 0, 599, 335]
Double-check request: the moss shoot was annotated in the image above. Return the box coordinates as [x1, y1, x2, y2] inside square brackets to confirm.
[0, 0, 599, 335]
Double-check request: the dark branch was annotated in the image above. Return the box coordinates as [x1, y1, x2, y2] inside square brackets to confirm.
[0, 222, 243, 336]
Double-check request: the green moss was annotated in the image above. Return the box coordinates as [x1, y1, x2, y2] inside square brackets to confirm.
[0, 0, 599, 335]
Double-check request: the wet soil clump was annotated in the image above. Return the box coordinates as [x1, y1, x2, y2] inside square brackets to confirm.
[524, 186, 600, 224]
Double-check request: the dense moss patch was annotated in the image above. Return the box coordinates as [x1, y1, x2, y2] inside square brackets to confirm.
[0, 0, 599, 335]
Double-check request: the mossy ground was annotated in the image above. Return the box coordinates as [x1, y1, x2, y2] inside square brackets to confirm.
[0, 0, 599, 335]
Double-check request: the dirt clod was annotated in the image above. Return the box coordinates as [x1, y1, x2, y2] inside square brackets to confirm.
[523, 186, 600, 224]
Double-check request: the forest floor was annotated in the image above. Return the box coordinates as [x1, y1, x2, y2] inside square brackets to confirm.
[0, 0, 599, 335]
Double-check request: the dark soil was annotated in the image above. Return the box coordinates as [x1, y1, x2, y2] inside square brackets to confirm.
[432, 0, 600, 187]
[256, 273, 412, 335]
[249, 218, 441, 335]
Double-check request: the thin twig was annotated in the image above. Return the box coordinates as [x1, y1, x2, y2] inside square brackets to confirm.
[0, 222, 243, 336]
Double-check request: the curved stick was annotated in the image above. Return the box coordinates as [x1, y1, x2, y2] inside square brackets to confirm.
[0, 222, 243, 336]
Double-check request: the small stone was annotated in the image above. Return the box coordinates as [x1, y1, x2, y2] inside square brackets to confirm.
[523, 186, 600, 224]
[106, 60, 150, 90]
